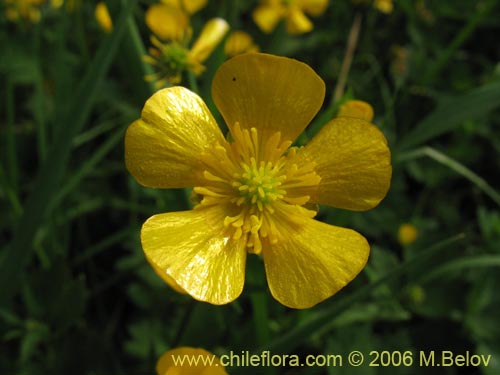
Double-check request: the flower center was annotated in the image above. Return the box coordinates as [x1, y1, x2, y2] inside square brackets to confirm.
[146, 36, 194, 85]
[194, 123, 320, 254]
[233, 158, 286, 211]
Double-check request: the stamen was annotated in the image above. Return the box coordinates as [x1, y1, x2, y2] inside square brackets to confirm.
[194, 124, 320, 253]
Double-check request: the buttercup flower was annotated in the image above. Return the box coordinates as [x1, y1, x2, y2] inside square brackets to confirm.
[145, 3, 189, 41]
[253, 0, 329, 35]
[145, 0, 207, 40]
[337, 100, 374, 122]
[374, 0, 393, 14]
[125, 53, 391, 309]
[224, 31, 259, 58]
[4, 0, 44, 22]
[398, 223, 418, 246]
[159, 0, 207, 15]
[4, 0, 63, 22]
[157, 347, 227, 375]
[95, 2, 113, 33]
[144, 5, 229, 87]
[351, 0, 393, 14]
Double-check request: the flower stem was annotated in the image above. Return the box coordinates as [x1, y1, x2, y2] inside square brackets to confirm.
[332, 13, 362, 105]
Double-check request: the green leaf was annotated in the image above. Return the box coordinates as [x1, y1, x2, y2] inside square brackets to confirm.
[422, 0, 497, 85]
[397, 146, 500, 207]
[397, 80, 500, 151]
[419, 255, 500, 283]
[0, 1, 138, 305]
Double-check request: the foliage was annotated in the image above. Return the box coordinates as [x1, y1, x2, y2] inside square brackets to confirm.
[1, 0, 500, 374]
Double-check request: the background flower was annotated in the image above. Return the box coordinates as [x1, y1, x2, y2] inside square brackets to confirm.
[144, 17, 229, 86]
[95, 2, 112, 33]
[224, 31, 259, 57]
[253, 0, 329, 35]
[4, 0, 45, 22]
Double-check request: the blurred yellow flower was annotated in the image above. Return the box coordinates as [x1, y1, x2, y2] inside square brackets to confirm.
[352, 0, 393, 14]
[144, 16, 229, 87]
[4, 0, 44, 22]
[95, 2, 113, 33]
[398, 223, 418, 246]
[373, 0, 393, 14]
[224, 31, 259, 58]
[338, 100, 374, 122]
[157, 347, 227, 375]
[160, 0, 207, 15]
[125, 53, 391, 309]
[145, 3, 189, 41]
[145, 0, 207, 40]
[253, 0, 329, 35]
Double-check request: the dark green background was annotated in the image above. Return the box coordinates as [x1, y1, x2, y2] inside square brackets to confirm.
[1, 0, 500, 374]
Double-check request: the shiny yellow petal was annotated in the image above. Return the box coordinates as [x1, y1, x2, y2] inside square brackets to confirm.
[300, 117, 392, 210]
[286, 6, 313, 34]
[145, 4, 189, 41]
[157, 347, 227, 375]
[150, 262, 187, 294]
[263, 218, 369, 309]
[125, 87, 225, 188]
[224, 31, 259, 58]
[189, 18, 229, 65]
[337, 100, 374, 122]
[212, 53, 325, 143]
[296, 0, 329, 16]
[252, 3, 285, 33]
[95, 2, 113, 33]
[141, 207, 247, 305]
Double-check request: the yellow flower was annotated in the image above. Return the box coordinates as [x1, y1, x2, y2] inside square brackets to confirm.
[373, 0, 393, 14]
[95, 2, 113, 33]
[50, 0, 63, 8]
[145, 0, 207, 40]
[145, 3, 190, 41]
[398, 223, 418, 246]
[224, 31, 259, 58]
[352, 0, 393, 14]
[160, 0, 207, 15]
[144, 17, 229, 87]
[4, 0, 45, 22]
[253, 0, 329, 35]
[157, 347, 227, 375]
[125, 53, 392, 309]
[337, 100, 374, 122]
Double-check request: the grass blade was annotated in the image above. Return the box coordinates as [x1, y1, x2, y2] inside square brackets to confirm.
[397, 79, 500, 151]
[398, 146, 500, 207]
[0, 1, 138, 304]
[419, 255, 500, 283]
[423, 0, 497, 85]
